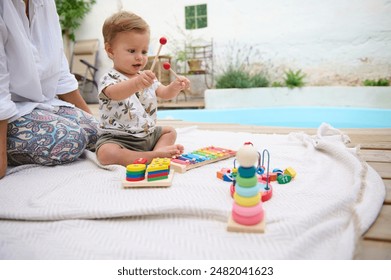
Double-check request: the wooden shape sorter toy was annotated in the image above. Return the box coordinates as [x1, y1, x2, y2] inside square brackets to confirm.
[122, 158, 174, 188]
[170, 146, 236, 173]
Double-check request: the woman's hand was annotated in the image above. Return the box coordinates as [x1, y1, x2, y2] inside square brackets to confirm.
[0, 119, 8, 179]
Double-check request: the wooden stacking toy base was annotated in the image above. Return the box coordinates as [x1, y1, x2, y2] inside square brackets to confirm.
[122, 171, 174, 188]
[227, 214, 265, 234]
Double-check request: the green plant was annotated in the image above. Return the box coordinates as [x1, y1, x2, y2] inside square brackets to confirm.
[215, 41, 270, 88]
[271, 81, 284, 87]
[284, 69, 306, 88]
[249, 74, 269, 88]
[216, 68, 269, 89]
[55, 0, 96, 41]
[176, 50, 187, 62]
[363, 78, 390, 86]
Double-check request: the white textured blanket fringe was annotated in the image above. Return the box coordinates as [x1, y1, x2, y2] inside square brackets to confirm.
[0, 123, 385, 259]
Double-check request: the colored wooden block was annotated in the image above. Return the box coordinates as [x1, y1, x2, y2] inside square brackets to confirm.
[147, 175, 169, 181]
[147, 169, 169, 176]
[122, 171, 174, 188]
[126, 176, 145, 182]
[284, 167, 297, 178]
[261, 172, 278, 182]
[126, 164, 146, 172]
[272, 168, 283, 175]
[147, 171, 169, 179]
[151, 158, 171, 165]
[147, 163, 169, 172]
[277, 174, 292, 184]
[217, 168, 234, 182]
[133, 158, 147, 164]
[126, 173, 144, 178]
[227, 215, 265, 233]
[126, 170, 145, 177]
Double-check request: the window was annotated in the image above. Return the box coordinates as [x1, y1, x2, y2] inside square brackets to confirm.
[185, 4, 207, 30]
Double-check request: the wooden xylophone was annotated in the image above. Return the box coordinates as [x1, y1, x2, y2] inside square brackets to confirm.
[171, 146, 236, 173]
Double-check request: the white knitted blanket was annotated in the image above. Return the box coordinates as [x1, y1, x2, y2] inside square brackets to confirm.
[0, 124, 385, 259]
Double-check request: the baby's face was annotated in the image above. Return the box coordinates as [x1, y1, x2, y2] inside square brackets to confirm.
[107, 31, 150, 77]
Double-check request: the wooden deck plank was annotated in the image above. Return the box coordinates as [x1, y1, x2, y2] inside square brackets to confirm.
[384, 179, 391, 204]
[158, 100, 205, 109]
[363, 205, 391, 242]
[359, 150, 391, 163]
[354, 239, 391, 259]
[367, 162, 391, 179]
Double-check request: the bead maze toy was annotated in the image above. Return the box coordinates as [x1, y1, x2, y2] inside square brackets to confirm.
[225, 148, 274, 203]
[122, 158, 174, 188]
[171, 146, 236, 173]
[227, 143, 266, 233]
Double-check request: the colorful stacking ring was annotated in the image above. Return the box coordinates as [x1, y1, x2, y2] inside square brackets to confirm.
[233, 192, 260, 207]
[126, 176, 145, 182]
[232, 201, 263, 217]
[238, 166, 256, 178]
[126, 164, 146, 172]
[232, 210, 264, 226]
[235, 174, 257, 188]
[235, 183, 261, 197]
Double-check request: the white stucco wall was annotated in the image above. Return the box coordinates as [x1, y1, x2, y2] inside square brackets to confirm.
[74, 0, 391, 86]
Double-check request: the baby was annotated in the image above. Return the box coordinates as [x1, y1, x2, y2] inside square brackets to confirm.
[96, 11, 190, 166]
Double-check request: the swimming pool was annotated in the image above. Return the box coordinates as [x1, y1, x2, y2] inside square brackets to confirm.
[157, 107, 391, 128]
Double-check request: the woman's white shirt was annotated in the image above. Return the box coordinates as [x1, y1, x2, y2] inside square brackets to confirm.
[0, 0, 78, 122]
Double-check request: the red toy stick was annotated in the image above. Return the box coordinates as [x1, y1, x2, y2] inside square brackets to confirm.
[150, 37, 167, 72]
[162, 62, 180, 79]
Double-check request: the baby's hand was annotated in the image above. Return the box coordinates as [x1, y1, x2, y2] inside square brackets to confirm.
[171, 76, 191, 91]
[135, 70, 156, 91]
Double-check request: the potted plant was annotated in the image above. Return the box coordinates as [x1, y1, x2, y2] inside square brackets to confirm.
[55, 0, 96, 59]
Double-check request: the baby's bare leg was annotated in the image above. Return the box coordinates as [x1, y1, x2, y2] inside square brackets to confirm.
[153, 126, 177, 149]
[153, 126, 184, 156]
[97, 141, 183, 166]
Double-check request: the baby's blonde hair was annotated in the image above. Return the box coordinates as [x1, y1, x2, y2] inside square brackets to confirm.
[102, 11, 150, 44]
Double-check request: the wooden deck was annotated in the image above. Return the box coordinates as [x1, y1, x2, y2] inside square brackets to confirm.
[158, 99, 205, 109]
[89, 104, 391, 259]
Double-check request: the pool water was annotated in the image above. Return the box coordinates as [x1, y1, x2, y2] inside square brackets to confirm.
[157, 107, 391, 128]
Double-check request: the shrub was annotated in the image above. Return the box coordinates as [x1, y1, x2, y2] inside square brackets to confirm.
[284, 69, 306, 88]
[363, 78, 390, 86]
[249, 74, 269, 88]
[216, 68, 269, 88]
[271, 81, 284, 87]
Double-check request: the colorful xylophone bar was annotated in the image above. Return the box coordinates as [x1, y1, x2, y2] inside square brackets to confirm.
[171, 146, 236, 173]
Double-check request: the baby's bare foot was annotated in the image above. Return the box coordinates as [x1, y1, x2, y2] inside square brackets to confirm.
[155, 144, 184, 158]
